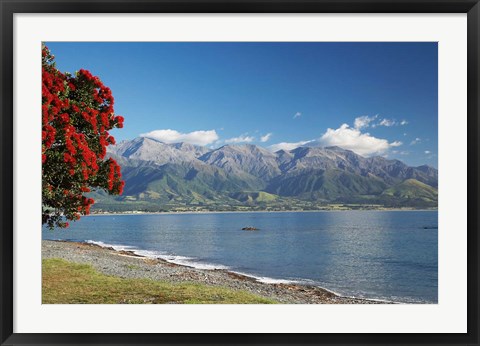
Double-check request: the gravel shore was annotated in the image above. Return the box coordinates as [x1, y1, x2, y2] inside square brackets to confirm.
[42, 240, 382, 304]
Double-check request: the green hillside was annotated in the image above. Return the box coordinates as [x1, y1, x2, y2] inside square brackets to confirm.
[266, 169, 388, 201]
[382, 179, 438, 201]
[229, 191, 278, 203]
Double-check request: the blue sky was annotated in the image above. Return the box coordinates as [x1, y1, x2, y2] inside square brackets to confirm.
[45, 42, 438, 167]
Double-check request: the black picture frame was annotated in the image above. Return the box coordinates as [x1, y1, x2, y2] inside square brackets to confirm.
[1, 0, 479, 345]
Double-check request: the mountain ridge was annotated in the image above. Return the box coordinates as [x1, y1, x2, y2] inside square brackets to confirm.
[98, 137, 438, 211]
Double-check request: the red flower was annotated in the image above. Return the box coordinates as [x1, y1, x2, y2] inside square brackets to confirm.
[115, 115, 124, 128]
[59, 113, 70, 123]
[42, 45, 124, 229]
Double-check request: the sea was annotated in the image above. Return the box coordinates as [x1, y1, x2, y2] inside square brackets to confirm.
[42, 210, 438, 303]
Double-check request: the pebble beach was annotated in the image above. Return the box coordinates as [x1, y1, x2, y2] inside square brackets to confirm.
[42, 240, 383, 304]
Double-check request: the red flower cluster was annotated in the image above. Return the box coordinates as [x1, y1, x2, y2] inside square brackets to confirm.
[42, 44, 125, 229]
[107, 158, 124, 194]
[81, 196, 95, 215]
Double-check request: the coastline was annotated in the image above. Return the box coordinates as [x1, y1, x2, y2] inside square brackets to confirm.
[42, 239, 386, 304]
[88, 208, 438, 217]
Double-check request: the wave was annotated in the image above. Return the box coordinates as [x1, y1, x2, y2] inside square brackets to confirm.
[84, 240, 304, 283]
[230, 271, 300, 285]
[84, 240, 230, 270]
[85, 240, 136, 251]
[79, 240, 309, 284]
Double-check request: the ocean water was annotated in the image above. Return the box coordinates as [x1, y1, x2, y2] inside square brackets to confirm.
[42, 210, 438, 303]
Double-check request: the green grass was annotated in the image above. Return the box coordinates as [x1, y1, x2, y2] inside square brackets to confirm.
[42, 258, 277, 304]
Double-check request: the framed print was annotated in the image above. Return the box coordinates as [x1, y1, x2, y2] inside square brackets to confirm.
[1, 0, 479, 345]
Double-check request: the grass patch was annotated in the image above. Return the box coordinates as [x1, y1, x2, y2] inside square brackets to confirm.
[42, 258, 276, 304]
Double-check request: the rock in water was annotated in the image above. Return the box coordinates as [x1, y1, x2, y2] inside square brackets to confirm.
[242, 226, 259, 231]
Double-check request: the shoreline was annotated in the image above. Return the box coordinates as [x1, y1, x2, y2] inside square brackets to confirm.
[88, 208, 438, 217]
[42, 239, 389, 304]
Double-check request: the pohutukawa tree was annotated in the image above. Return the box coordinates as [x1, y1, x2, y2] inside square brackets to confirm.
[42, 44, 125, 229]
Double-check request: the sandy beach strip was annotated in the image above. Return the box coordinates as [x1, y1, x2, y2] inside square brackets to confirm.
[42, 240, 383, 304]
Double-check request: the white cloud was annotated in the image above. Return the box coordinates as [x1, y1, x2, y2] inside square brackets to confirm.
[425, 150, 431, 154]
[293, 112, 302, 119]
[141, 129, 219, 146]
[260, 133, 273, 142]
[354, 115, 377, 129]
[318, 124, 401, 156]
[354, 115, 407, 129]
[225, 135, 255, 144]
[268, 115, 404, 155]
[378, 118, 396, 127]
[410, 137, 421, 145]
[268, 140, 314, 152]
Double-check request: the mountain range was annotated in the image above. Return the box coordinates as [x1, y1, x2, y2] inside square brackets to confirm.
[90, 137, 438, 212]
